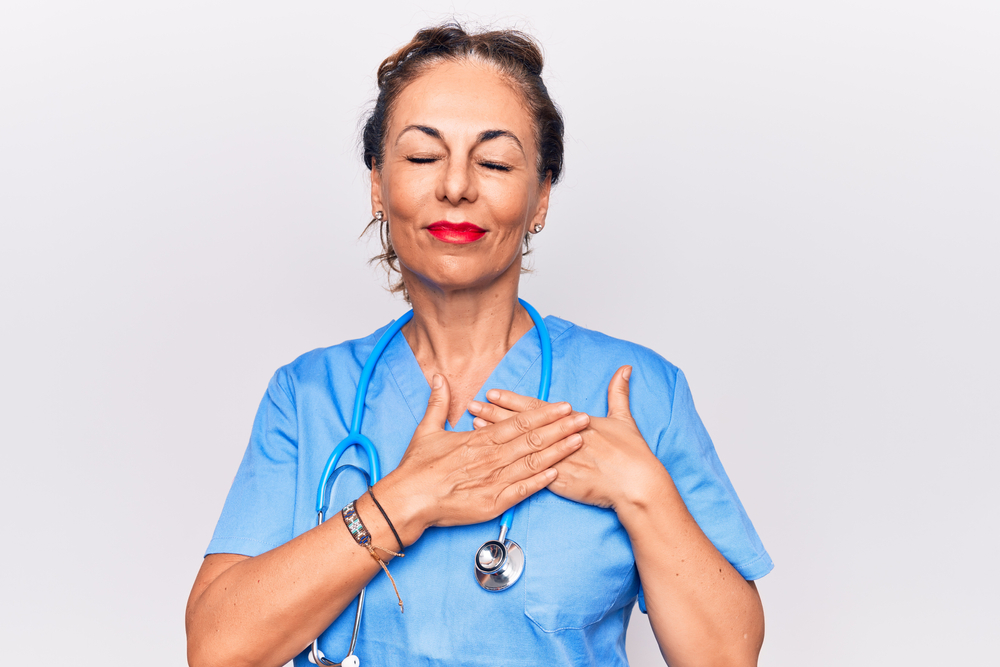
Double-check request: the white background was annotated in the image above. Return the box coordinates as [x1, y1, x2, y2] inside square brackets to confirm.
[1, 1, 997, 665]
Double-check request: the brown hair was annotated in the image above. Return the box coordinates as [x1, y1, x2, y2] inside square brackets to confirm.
[361, 22, 565, 297]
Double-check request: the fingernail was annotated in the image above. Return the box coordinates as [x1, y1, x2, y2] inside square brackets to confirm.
[545, 469, 558, 480]
[473, 417, 486, 428]
[574, 413, 589, 426]
[468, 400, 483, 412]
[432, 374, 443, 389]
[568, 433, 583, 447]
[487, 389, 500, 401]
[623, 366, 632, 381]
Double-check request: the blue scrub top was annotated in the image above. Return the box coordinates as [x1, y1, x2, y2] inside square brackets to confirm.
[207, 316, 772, 667]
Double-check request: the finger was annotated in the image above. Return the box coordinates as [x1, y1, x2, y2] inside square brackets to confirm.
[468, 400, 515, 425]
[502, 411, 590, 463]
[478, 400, 573, 447]
[503, 432, 583, 482]
[494, 467, 559, 510]
[473, 417, 489, 430]
[485, 388, 547, 413]
[413, 374, 450, 437]
[606, 365, 634, 421]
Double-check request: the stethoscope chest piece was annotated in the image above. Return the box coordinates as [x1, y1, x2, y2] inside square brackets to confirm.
[474, 537, 525, 591]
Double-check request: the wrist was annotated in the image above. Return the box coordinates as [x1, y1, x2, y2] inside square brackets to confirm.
[613, 463, 683, 525]
[368, 475, 429, 547]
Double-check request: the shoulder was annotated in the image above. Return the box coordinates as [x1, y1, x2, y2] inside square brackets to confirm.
[267, 320, 398, 401]
[547, 315, 682, 388]
[543, 315, 690, 435]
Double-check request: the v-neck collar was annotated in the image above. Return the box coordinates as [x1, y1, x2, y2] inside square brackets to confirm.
[379, 315, 571, 432]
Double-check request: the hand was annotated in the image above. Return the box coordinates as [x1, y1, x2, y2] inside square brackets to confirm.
[378, 373, 590, 544]
[469, 366, 665, 510]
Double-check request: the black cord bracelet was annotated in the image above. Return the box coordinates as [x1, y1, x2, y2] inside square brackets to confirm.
[368, 486, 405, 554]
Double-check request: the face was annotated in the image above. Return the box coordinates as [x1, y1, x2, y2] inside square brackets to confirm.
[371, 59, 550, 296]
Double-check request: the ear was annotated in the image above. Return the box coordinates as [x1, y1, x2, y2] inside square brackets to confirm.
[370, 158, 385, 216]
[527, 173, 552, 233]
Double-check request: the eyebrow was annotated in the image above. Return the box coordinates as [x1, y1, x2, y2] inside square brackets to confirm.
[478, 129, 524, 154]
[397, 125, 441, 143]
[396, 125, 525, 154]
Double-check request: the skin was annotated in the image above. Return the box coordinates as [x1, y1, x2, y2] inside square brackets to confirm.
[186, 58, 764, 667]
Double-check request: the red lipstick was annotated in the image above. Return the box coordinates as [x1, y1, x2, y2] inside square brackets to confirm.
[426, 221, 486, 244]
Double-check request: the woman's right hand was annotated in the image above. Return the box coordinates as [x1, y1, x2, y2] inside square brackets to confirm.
[188, 374, 588, 667]
[375, 373, 590, 545]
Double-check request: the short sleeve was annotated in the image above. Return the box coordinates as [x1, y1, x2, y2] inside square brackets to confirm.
[205, 369, 299, 557]
[637, 368, 772, 613]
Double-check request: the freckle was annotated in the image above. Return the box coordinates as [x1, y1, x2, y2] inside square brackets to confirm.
[675, 573, 679, 576]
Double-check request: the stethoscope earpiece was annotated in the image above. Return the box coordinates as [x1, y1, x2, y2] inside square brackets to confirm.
[309, 650, 360, 667]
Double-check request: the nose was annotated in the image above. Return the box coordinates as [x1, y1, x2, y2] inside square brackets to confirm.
[437, 155, 478, 206]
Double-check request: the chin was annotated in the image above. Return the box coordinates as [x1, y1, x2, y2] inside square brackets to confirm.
[402, 258, 518, 295]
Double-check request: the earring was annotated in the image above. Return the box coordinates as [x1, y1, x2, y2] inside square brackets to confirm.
[533, 224, 543, 234]
[375, 211, 385, 223]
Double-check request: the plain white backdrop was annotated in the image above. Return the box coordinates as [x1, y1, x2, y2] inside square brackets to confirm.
[1, 1, 997, 665]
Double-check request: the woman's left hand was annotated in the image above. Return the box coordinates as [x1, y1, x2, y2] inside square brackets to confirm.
[469, 365, 667, 510]
[474, 365, 765, 666]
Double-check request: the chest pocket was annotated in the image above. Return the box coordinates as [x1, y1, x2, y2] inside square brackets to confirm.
[523, 491, 637, 632]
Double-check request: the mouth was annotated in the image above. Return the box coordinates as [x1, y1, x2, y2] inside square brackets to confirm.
[426, 221, 487, 244]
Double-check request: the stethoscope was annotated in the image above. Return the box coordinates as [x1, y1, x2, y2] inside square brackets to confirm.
[310, 299, 553, 667]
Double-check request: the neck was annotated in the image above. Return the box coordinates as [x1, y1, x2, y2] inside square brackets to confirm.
[403, 274, 532, 369]
[400, 266, 534, 425]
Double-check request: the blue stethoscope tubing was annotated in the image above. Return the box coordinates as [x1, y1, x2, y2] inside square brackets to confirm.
[310, 299, 552, 666]
[315, 309, 415, 521]
[499, 300, 551, 532]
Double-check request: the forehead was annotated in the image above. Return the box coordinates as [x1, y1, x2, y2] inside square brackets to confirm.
[388, 59, 535, 146]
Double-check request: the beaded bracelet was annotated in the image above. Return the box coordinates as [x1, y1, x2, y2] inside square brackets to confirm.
[341, 499, 405, 612]
[342, 500, 372, 546]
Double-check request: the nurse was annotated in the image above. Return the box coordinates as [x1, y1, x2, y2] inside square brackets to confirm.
[186, 23, 771, 667]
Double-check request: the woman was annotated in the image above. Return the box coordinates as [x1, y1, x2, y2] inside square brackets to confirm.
[186, 24, 771, 667]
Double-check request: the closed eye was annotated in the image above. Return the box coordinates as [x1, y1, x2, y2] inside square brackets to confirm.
[480, 161, 512, 172]
[407, 156, 438, 164]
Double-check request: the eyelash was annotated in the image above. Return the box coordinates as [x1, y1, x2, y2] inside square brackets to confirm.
[405, 156, 512, 172]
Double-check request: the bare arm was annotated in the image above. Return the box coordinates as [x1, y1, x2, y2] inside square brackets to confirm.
[186, 375, 588, 667]
[616, 464, 764, 666]
[185, 491, 392, 667]
[471, 367, 765, 666]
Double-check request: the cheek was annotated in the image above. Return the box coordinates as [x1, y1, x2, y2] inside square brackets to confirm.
[483, 182, 534, 239]
[384, 171, 434, 223]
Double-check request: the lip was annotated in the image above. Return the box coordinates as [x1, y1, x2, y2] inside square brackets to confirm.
[426, 221, 486, 244]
